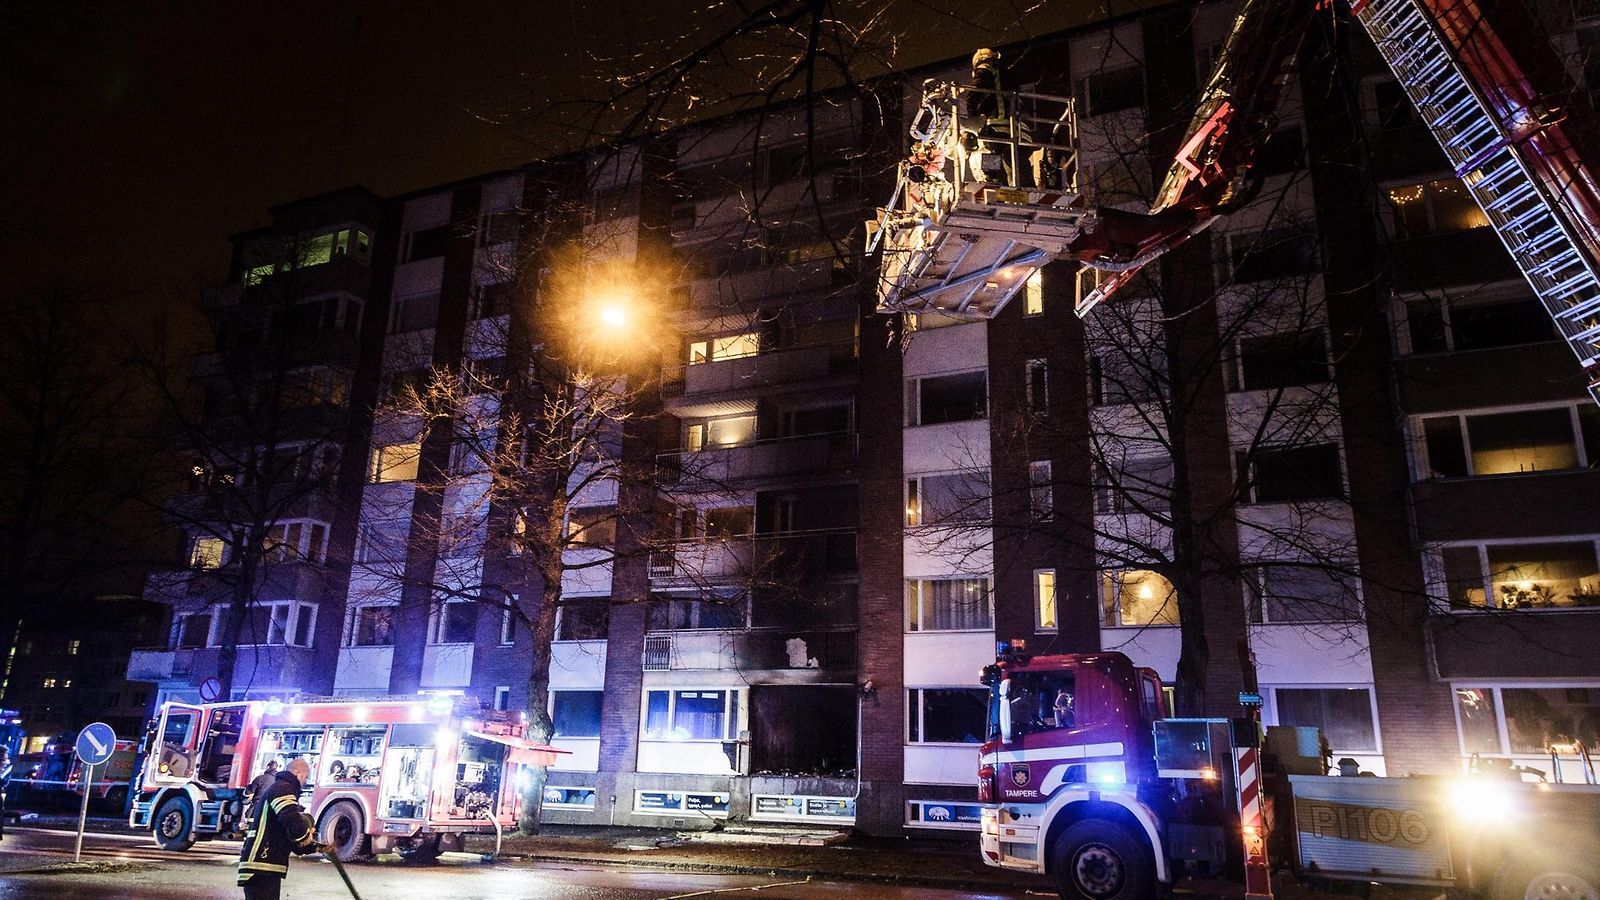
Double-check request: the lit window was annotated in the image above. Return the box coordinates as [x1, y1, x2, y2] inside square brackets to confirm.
[1101, 570, 1180, 627]
[565, 507, 616, 547]
[189, 536, 226, 570]
[368, 443, 421, 483]
[499, 607, 516, 645]
[42, 678, 56, 689]
[1387, 178, 1489, 238]
[1035, 569, 1058, 631]
[906, 578, 993, 632]
[1024, 271, 1044, 316]
[1417, 405, 1597, 479]
[1437, 541, 1600, 609]
[907, 688, 989, 743]
[67, 640, 80, 656]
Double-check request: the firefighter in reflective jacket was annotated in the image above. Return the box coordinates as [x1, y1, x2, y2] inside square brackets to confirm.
[237, 758, 330, 899]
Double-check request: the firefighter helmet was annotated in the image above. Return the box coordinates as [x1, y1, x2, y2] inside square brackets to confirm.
[971, 48, 999, 71]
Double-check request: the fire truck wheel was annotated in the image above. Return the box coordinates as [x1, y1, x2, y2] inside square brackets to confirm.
[395, 834, 442, 864]
[153, 795, 196, 852]
[1492, 851, 1600, 900]
[317, 801, 371, 862]
[1051, 818, 1154, 900]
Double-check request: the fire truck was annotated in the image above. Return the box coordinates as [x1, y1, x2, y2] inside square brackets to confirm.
[128, 698, 563, 862]
[978, 643, 1600, 900]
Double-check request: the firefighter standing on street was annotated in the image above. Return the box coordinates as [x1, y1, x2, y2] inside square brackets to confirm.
[237, 757, 331, 899]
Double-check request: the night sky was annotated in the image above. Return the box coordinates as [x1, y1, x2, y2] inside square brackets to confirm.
[0, 1, 1146, 321]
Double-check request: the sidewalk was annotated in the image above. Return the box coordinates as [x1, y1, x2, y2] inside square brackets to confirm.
[470, 825, 1051, 891]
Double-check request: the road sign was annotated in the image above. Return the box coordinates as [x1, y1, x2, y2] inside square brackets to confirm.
[199, 677, 222, 702]
[75, 722, 116, 766]
[73, 722, 115, 863]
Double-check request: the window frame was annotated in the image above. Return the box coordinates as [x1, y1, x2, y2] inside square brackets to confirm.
[1450, 682, 1600, 758]
[906, 687, 991, 745]
[225, 600, 318, 648]
[906, 370, 989, 427]
[1267, 685, 1381, 755]
[1429, 537, 1600, 610]
[1034, 568, 1058, 632]
[1412, 401, 1597, 480]
[428, 599, 480, 645]
[905, 576, 994, 633]
[1246, 563, 1363, 624]
[1239, 443, 1345, 504]
[905, 470, 992, 528]
[640, 688, 741, 742]
[345, 603, 397, 647]
[1100, 569, 1180, 628]
[368, 442, 422, 483]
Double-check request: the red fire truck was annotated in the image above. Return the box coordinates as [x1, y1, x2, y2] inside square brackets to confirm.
[129, 698, 563, 861]
[977, 643, 1600, 900]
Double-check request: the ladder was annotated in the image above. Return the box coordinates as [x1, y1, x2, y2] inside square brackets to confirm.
[1356, 0, 1600, 402]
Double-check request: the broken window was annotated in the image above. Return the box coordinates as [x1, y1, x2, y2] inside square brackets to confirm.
[750, 686, 856, 776]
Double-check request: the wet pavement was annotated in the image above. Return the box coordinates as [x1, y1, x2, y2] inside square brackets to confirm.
[0, 823, 1045, 899]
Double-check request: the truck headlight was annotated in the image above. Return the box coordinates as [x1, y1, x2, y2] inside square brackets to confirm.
[1446, 778, 1517, 824]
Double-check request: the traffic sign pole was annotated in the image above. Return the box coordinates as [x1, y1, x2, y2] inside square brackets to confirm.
[73, 761, 94, 862]
[71, 722, 117, 864]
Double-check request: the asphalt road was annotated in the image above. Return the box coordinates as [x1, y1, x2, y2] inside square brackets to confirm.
[0, 826, 1040, 899]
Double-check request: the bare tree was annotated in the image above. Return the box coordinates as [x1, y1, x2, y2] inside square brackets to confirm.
[135, 231, 366, 699]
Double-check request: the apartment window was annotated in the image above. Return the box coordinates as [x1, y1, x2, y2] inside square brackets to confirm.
[238, 601, 317, 647]
[1417, 405, 1598, 479]
[189, 536, 226, 570]
[552, 691, 604, 737]
[687, 331, 760, 365]
[906, 578, 993, 632]
[68, 640, 80, 656]
[704, 505, 755, 538]
[403, 224, 452, 262]
[907, 371, 988, 426]
[1035, 569, 1058, 631]
[1217, 229, 1319, 283]
[273, 294, 362, 340]
[566, 507, 617, 548]
[477, 211, 519, 247]
[175, 613, 212, 649]
[42, 677, 56, 689]
[494, 686, 512, 712]
[1248, 565, 1360, 623]
[642, 689, 738, 741]
[648, 594, 747, 631]
[1240, 444, 1343, 503]
[685, 414, 756, 450]
[390, 292, 441, 333]
[470, 281, 517, 319]
[1095, 457, 1173, 514]
[430, 601, 479, 644]
[349, 605, 395, 646]
[1024, 270, 1044, 316]
[499, 608, 516, 645]
[556, 601, 610, 641]
[1274, 687, 1378, 753]
[1371, 79, 1417, 129]
[368, 443, 421, 483]
[1101, 570, 1180, 627]
[262, 520, 330, 564]
[1088, 349, 1163, 406]
[907, 688, 989, 743]
[1235, 331, 1329, 391]
[1387, 178, 1488, 238]
[1077, 67, 1145, 117]
[906, 471, 990, 527]
[356, 520, 408, 565]
[1026, 359, 1049, 415]
[1454, 686, 1600, 755]
[1405, 290, 1555, 354]
[1029, 461, 1054, 521]
[1443, 541, 1600, 609]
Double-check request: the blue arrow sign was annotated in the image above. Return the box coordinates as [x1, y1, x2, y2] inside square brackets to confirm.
[74, 722, 117, 766]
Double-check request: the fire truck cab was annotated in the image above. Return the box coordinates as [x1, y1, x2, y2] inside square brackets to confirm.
[130, 698, 563, 861]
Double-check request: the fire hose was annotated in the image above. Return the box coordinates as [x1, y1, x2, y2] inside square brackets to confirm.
[324, 848, 365, 900]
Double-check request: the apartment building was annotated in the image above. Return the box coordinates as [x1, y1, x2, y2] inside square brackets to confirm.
[130, 0, 1600, 835]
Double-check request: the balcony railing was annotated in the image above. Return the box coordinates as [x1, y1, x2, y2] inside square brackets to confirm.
[657, 432, 857, 485]
[661, 339, 857, 399]
[648, 528, 857, 581]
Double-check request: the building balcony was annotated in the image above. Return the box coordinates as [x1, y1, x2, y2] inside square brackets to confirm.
[1411, 470, 1600, 543]
[648, 529, 857, 583]
[662, 340, 857, 411]
[126, 647, 188, 681]
[657, 432, 856, 487]
[1388, 229, 1518, 292]
[1431, 608, 1600, 679]
[640, 628, 856, 675]
[126, 646, 320, 693]
[1395, 341, 1585, 414]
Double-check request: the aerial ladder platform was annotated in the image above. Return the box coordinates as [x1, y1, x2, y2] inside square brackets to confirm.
[871, 0, 1600, 403]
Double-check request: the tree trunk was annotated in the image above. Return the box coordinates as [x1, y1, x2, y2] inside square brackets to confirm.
[517, 511, 567, 835]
